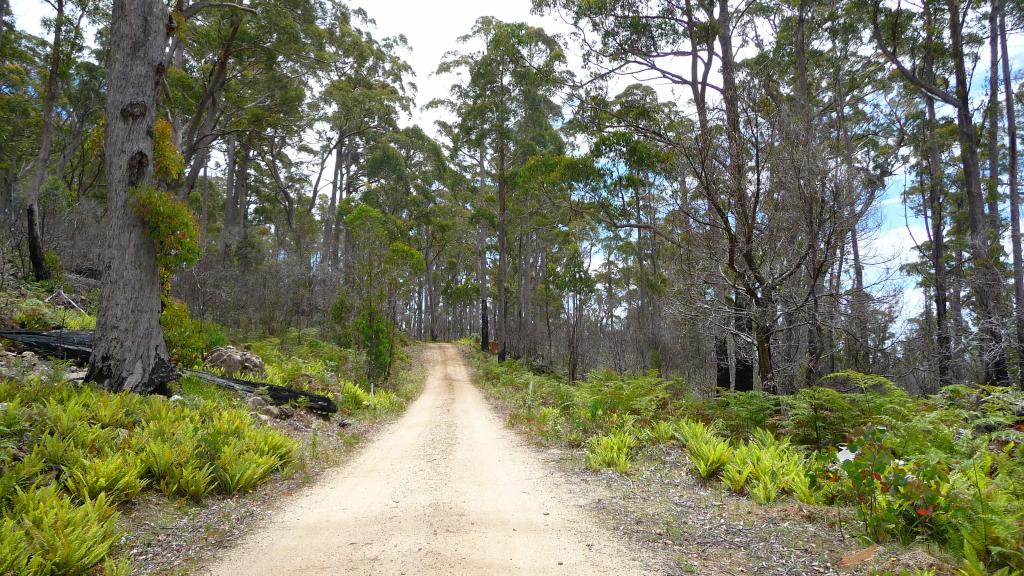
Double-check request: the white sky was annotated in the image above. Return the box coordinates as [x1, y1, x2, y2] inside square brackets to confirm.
[348, 0, 570, 133]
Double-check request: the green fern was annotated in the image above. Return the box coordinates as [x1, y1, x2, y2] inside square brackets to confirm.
[243, 427, 299, 469]
[0, 517, 28, 575]
[215, 442, 278, 493]
[65, 453, 147, 503]
[721, 442, 755, 493]
[750, 477, 784, 504]
[585, 430, 638, 473]
[158, 462, 215, 500]
[14, 484, 121, 576]
[101, 556, 133, 576]
[36, 432, 84, 469]
[642, 420, 677, 445]
[686, 432, 733, 480]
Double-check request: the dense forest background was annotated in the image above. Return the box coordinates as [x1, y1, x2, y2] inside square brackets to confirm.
[3, 0, 1024, 394]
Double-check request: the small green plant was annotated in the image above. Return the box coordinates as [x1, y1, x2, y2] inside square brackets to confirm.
[586, 430, 638, 473]
[242, 427, 298, 469]
[786, 463, 817, 505]
[365, 390, 402, 414]
[575, 371, 668, 429]
[712, 391, 780, 437]
[339, 381, 372, 413]
[152, 118, 185, 182]
[784, 386, 858, 448]
[0, 517, 28, 575]
[83, 391, 137, 430]
[159, 462, 216, 501]
[842, 428, 955, 545]
[14, 484, 121, 576]
[533, 405, 562, 440]
[721, 442, 755, 493]
[214, 441, 278, 493]
[65, 453, 148, 504]
[749, 476, 784, 505]
[0, 450, 45, 507]
[642, 420, 677, 445]
[36, 432, 84, 469]
[686, 432, 733, 480]
[674, 418, 711, 447]
[101, 556, 133, 576]
[160, 299, 228, 369]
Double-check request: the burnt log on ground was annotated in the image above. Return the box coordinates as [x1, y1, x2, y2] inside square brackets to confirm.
[0, 330, 337, 414]
[0, 329, 94, 363]
[185, 371, 337, 414]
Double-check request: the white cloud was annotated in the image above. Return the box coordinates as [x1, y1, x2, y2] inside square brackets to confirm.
[11, 0, 50, 37]
[349, 0, 571, 136]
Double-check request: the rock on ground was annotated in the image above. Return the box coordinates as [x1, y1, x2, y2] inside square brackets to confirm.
[205, 346, 265, 378]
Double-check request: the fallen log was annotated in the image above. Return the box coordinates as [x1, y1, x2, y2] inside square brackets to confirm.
[186, 371, 337, 414]
[0, 330, 337, 414]
[0, 329, 94, 363]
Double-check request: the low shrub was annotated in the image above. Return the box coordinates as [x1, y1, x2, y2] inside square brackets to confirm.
[160, 299, 228, 369]
[642, 420, 677, 445]
[11, 298, 95, 331]
[842, 427, 957, 545]
[586, 430, 638, 473]
[684, 426, 733, 480]
[13, 484, 121, 576]
[0, 367, 302, 573]
[533, 405, 562, 441]
[710, 390, 780, 437]
[784, 386, 859, 448]
[339, 381, 372, 413]
[721, 442, 755, 494]
[214, 441, 278, 493]
[166, 463, 216, 501]
[64, 453, 147, 504]
[574, 370, 668, 429]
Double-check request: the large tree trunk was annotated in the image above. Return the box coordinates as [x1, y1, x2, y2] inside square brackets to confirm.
[25, 0, 66, 282]
[497, 137, 509, 362]
[222, 140, 249, 258]
[478, 184, 489, 354]
[222, 136, 238, 257]
[947, 0, 1008, 384]
[999, 0, 1024, 389]
[321, 142, 342, 274]
[987, 0, 1001, 228]
[925, 95, 952, 389]
[425, 225, 437, 341]
[86, 0, 177, 394]
[478, 219, 489, 353]
[919, 8, 952, 388]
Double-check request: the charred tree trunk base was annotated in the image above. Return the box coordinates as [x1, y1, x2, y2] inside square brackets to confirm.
[26, 205, 50, 281]
[86, 352, 177, 395]
[480, 298, 489, 353]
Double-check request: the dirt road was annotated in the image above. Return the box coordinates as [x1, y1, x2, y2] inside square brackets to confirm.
[204, 343, 650, 575]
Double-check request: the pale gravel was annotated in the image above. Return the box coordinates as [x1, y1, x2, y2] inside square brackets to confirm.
[202, 343, 652, 576]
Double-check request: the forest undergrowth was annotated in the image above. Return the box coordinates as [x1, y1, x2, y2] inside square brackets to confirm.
[468, 345, 1024, 576]
[0, 282, 422, 575]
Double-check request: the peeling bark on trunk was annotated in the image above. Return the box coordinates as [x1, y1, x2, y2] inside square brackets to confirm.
[86, 0, 177, 394]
